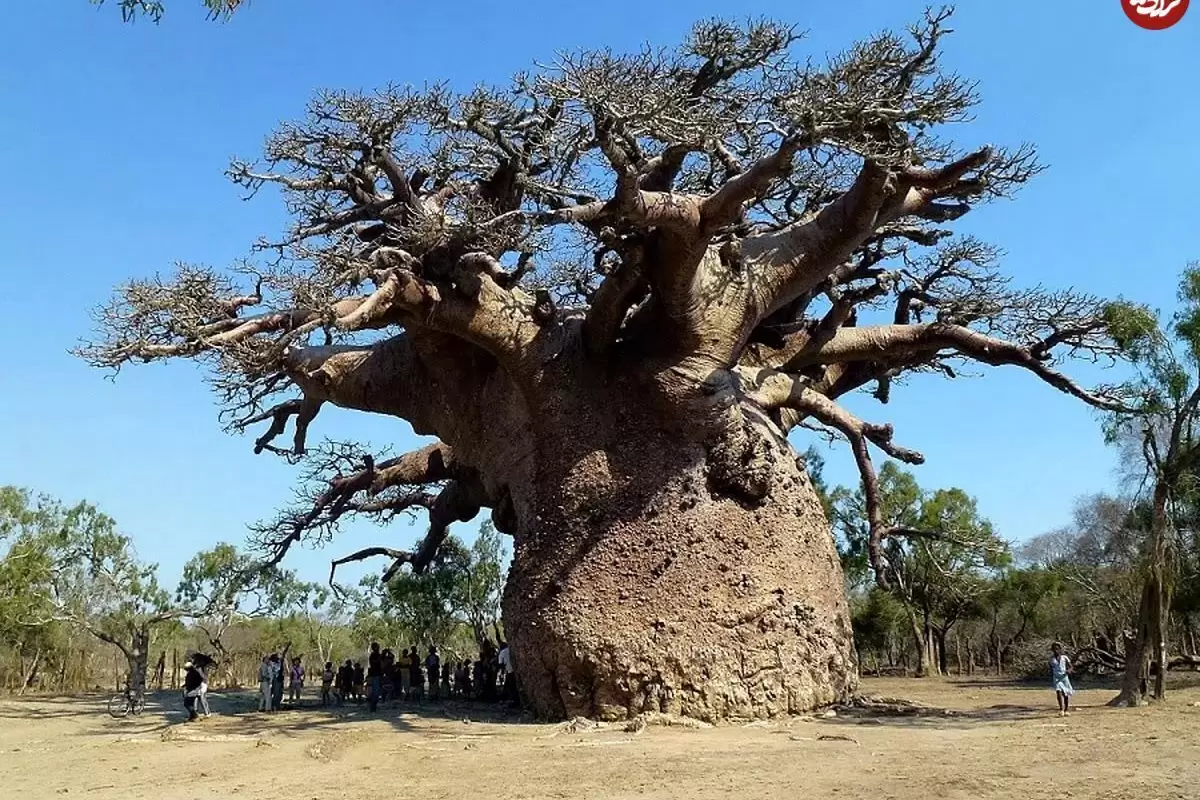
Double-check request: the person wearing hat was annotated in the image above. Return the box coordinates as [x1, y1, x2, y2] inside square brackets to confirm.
[195, 656, 211, 718]
[182, 660, 204, 722]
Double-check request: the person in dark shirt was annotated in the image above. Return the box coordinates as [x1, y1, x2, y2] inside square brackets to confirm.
[336, 660, 352, 705]
[182, 661, 203, 722]
[381, 648, 395, 702]
[366, 642, 383, 712]
[352, 662, 365, 702]
[408, 647, 424, 703]
[270, 653, 285, 711]
[425, 646, 441, 701]
[458, 660, 473, 699]
[472, 658, 484, 701]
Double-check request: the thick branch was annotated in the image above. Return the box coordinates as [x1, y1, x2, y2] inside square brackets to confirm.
[583, 249, 647, 356]
[327, 474, 487, 586]
[743, 370, 924, 586]
[700, 133, 809, 230]
[787, 322, 1131, 411]
[729, 149, 995, 362]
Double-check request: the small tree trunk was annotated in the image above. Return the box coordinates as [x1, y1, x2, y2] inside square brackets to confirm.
[152, 652, 166, 690]
[1111, 583, 1153, 707]
[1152, 573, 1169, 700]
[935, 628, 950, 676]
[920, 621, 941, 677]
[1113, 479, 1172, 706]
[19, 649, 42, 695]
[906, 610, 928, 677]
[126, 627, 151, 695]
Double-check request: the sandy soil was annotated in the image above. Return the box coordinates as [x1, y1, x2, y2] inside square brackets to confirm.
[1, 677, 1197, 800]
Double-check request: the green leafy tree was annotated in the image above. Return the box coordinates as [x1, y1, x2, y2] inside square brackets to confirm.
[830, 463, 922, 589]
[832, 466, 1008, 676]
[345, 523, 508, 654]
[1100, 265, 1200, 705]
[0, 488, 191, 693]
[977, 567, 1062, 674]
[455, 520, 507, 648]
[176, 543, 311, 675]
[850, 587, 908, 675]
[0, 488, 66, 692]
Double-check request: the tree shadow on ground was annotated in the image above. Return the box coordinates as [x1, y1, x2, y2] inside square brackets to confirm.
[817, 697, 1118, 731]
[1, 689, 536, 741]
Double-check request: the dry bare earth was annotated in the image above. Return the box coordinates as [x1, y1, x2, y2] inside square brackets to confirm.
[1, 677, 1197, 800]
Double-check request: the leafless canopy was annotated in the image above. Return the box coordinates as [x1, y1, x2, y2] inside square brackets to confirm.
[80, 8, 1131, 585]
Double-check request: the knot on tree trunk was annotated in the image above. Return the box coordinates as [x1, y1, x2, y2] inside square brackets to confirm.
[705, 417, 779, 504]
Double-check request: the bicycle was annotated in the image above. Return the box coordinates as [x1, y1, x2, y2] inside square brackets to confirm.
[107, 686, 146, 719]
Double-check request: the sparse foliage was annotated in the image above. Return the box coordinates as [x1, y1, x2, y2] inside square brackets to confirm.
[90, 0, 243, 22]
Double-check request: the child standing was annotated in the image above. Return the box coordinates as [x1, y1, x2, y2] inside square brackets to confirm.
[321, 661, 335, 707]
[1051, 642, 1074, 717]
[289, 657, 305, 704]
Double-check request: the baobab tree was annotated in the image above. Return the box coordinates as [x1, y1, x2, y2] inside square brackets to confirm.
[82, 10, 1135, 721]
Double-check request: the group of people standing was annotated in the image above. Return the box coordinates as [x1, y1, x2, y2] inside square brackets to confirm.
[257, 652, 303, 713]
[316, 640, 518, 712]
[233, 641, 517, 715]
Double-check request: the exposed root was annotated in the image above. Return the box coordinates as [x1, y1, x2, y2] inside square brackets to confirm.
[836, 694, 954, 718]
[537, 711, 708, 740]
[817, 734, 860, 745]
[159, 728, 272, 744]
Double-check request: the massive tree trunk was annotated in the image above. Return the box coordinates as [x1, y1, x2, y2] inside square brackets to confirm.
[502, 380, 856, 721]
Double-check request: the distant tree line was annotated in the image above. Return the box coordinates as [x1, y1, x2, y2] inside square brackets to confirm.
[813, 452, 1199, 686]
[0, 486, 506, 694]
[805, 264, 1200, 710]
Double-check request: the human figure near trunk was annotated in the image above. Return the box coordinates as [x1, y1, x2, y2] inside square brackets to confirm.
[366, 642, 383, 712]
[1051, 642, 1074, 717]
[321, 661, 335, 707]
[288, 657, 305, 704]
[182, 660, 203, 722]
[381, 648, 396, 701]
[270, 654, 284, 711]
[258, 655, 274, 712]
[336, 659, 353, 705]
[425, 646, 441, 701]
[408, 647, 424, 703]
[498, 641, 517, 706]
[196, 662, 211, 718]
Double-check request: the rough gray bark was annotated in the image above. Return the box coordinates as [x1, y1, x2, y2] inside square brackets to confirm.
[502, 377, 856, 719]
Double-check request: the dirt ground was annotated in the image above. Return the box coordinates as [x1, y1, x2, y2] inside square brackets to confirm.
[1, 677, 1197, 800]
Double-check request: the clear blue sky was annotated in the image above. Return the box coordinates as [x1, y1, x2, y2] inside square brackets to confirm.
[0, 0, 1196, 588]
